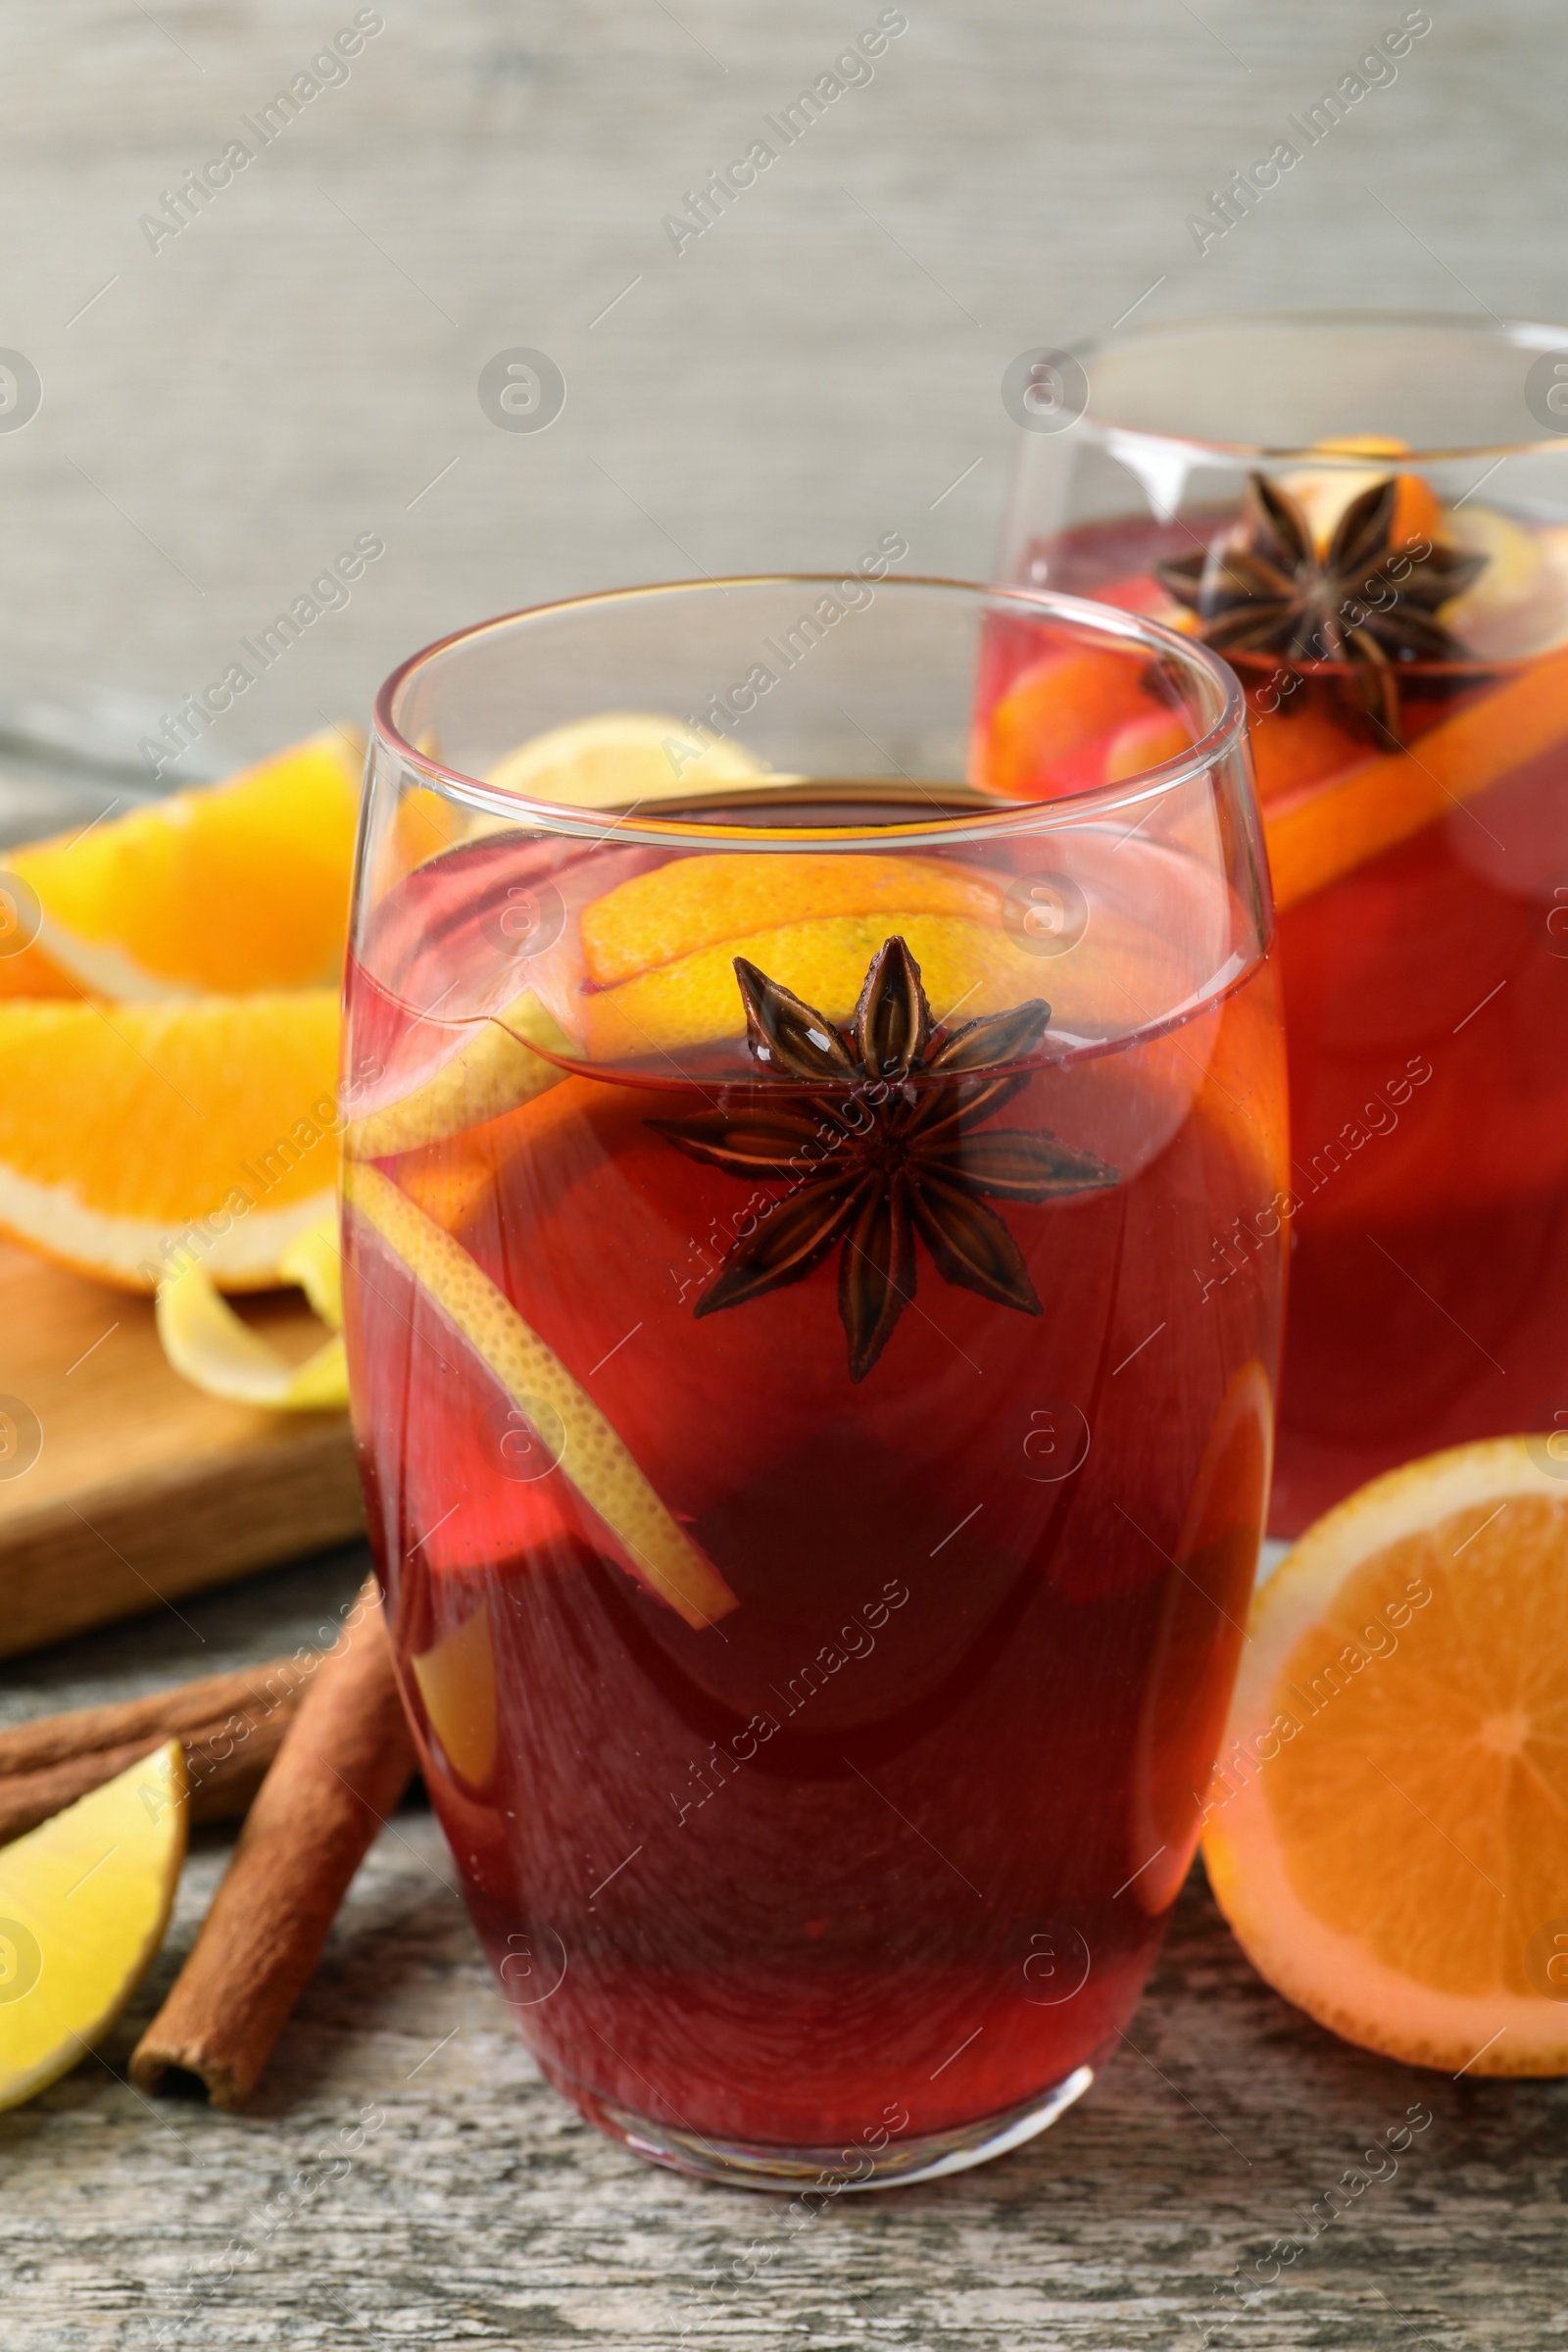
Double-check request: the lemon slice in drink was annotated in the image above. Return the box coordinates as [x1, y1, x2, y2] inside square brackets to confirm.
[345, 991, 573, 1160]
[486, 713, 765, 811]
[344, 1160, 737, 1630]
[0, 1740, 187, 2112]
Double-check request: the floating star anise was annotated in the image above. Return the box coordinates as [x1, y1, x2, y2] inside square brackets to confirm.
[1154, 471, 1486, 744]
[649, 936, 1116, 1382]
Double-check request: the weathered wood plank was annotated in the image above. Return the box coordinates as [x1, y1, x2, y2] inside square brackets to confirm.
[3, 1549, 1566, 2349]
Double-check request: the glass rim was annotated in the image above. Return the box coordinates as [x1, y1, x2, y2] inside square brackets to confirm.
[370, 574, 1250, 853]
[1063, 306, 1568, 465]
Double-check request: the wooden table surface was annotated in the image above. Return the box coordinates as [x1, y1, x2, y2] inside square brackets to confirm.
[6, 1552, 1566, 2352]
[6, 0, 1568, 2344]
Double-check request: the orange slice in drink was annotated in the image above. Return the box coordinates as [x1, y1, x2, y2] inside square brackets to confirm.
[0, 993, 340, 1290]
[1202, 1437, 1568, 2075]
[587, 909, 1052, 1063]
[976, 648, 1170, 798]
[1, 730, 362, 999]
[1102, 709, 1196, 785]
[1247, 699, 1368, 805]
[1280, 437, 1440, 556]
[344, 1160, 737, 1631]
[581, 852, 1001, 988]
[410, 1600, 499, 1789]
[1262, 641, 1568, 911]
[582, 852, 1029, 1060]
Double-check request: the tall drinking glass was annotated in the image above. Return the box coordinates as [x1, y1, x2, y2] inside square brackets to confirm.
[1000, 313, 1568, 1534]
[340, 577, 1284, 2186]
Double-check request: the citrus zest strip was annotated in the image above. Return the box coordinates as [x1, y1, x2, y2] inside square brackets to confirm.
[156, 1209, 349, 1410]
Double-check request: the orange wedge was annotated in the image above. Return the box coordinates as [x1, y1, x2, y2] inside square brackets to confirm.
[1, 729, 362, 999]
[0, 994, 340, 1290]
[1203, 1438, 1568, 2075]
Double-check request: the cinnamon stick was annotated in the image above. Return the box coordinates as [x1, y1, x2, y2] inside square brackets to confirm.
[0, 1691, 302, 1846]
[0, 1655, 316, 1780]
[130, 1574, 416, 2108]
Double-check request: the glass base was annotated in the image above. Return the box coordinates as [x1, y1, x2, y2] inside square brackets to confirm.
[576, 2063, 1097, 2191]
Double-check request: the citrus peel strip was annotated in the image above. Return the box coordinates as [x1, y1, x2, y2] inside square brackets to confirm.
[156, 1208, 349, 1410]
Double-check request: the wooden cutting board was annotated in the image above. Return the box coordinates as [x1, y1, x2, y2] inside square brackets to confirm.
[0, 1243, 364, 1659]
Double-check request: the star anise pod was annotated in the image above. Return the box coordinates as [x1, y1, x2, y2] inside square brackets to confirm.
[1154, 471, 1486, 744]
[649, 936, 1116, 1382]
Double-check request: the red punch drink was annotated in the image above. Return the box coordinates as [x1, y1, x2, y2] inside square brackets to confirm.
[1018, 497, 1568, 1533]
[1000, 313, 1568, 1534]
[343, 583, 1284, 2185]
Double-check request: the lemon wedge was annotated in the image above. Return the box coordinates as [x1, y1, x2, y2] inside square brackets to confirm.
[156, 1209, 349, 1409]
[0, 1740, 187, 2111]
